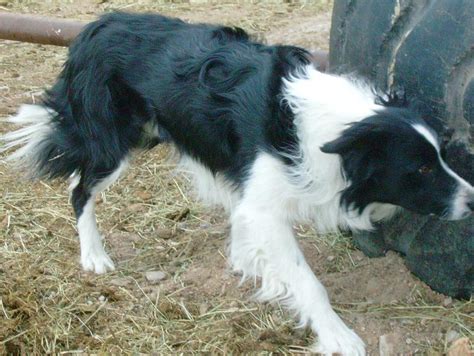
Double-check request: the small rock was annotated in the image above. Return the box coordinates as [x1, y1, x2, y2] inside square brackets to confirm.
[145, 270, 167, 283]
[137, 191, 152, 201]
[156, 227, 176, 240]
[199, 303, 209, 315]
[1, 214, 9, 229]
[327, 255, 335, 262]
[446, 330, 461, 343]
[260, 341, 277, 352]
[109, 277, 131, 287]
[98, 295, 106, 302]
[12, 232, 23, 241]
[448, 337, 471, 356]
[127, 203, 146, 212]
[406, 338, 412, 345]
[443, 297, 453, 307]
[379, 333, 403, 356]
[177, 222, 188, 230]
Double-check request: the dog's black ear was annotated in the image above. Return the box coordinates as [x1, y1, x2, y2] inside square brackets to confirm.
[320, 134, 357, 154]
[320, 122, 388, 155]
[320, 123, 368, 154]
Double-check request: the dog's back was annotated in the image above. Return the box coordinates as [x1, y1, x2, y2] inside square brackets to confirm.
[30, 12, 308, 183]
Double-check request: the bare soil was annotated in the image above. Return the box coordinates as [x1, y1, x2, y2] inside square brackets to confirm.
[0, 1, 472, 355]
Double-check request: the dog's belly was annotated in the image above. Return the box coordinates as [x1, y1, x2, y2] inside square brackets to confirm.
[179, 155, 241, 211]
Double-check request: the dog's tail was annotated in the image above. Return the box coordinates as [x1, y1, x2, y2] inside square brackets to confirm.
[1, 104, 80, 180]
[1, 14, 162, 181]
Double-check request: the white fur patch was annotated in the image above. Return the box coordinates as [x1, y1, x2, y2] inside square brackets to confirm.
[92, 159, 129, 195]
[449, 184, 474, 220]
[76, 159, 129, 274]
[440, 158, 474, 220]
[412, 123, 440, 151]
[68, 171, 81, 193]
[179, 155, 240, 211]
[0, 105, 56, 175]
[78, 198, 116, 274]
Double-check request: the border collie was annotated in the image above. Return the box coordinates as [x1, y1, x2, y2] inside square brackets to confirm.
[2, 12, 473, 355]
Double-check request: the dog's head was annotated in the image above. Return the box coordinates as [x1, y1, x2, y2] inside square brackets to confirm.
[321, 106, 474, 220]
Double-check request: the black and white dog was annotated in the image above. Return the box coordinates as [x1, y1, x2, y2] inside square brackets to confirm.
[2, 12, 473, 355]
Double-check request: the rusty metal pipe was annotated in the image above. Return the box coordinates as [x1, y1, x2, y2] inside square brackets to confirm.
[0, 12, 86, 47]
[0, 12, 328, 69]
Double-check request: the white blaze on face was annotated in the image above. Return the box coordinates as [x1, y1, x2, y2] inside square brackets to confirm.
[413, 124, 474, 220]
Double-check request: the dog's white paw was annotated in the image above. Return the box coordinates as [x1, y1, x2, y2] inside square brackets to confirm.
[81, 249, 115, 274]
[312, 320, 366, 356]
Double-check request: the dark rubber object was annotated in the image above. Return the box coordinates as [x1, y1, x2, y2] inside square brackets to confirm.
[329, 0, 473, 298]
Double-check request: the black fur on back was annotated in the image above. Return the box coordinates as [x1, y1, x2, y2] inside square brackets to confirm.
[41, 12, 311, 184]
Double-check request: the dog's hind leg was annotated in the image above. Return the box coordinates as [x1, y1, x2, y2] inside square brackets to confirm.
[229, 153, 365, 356]
[70, 159, 129, 274]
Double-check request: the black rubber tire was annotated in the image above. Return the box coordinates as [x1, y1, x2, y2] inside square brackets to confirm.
[329, 0, 473, 298]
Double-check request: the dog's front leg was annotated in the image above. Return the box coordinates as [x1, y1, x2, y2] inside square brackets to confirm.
[229, 199, 365, 355]
[227, 153, 365, 354]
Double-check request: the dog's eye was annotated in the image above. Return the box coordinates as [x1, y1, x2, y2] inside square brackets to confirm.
[418, 165, 432, 175]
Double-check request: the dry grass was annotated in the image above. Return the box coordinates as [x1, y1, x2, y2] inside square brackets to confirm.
[0, 1, 473, 354]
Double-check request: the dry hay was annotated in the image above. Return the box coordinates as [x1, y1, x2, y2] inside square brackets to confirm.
[0, 1, 473, 354]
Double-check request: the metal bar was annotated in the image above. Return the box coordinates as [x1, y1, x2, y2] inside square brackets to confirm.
[0, 12, 86, 47]
[0, 12, 329, 70]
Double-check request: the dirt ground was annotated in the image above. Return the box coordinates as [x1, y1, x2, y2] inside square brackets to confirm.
[0, 1, 472, 355]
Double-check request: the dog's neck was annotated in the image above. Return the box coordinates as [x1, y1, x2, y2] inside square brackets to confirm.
[281, 66, 396, 231]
